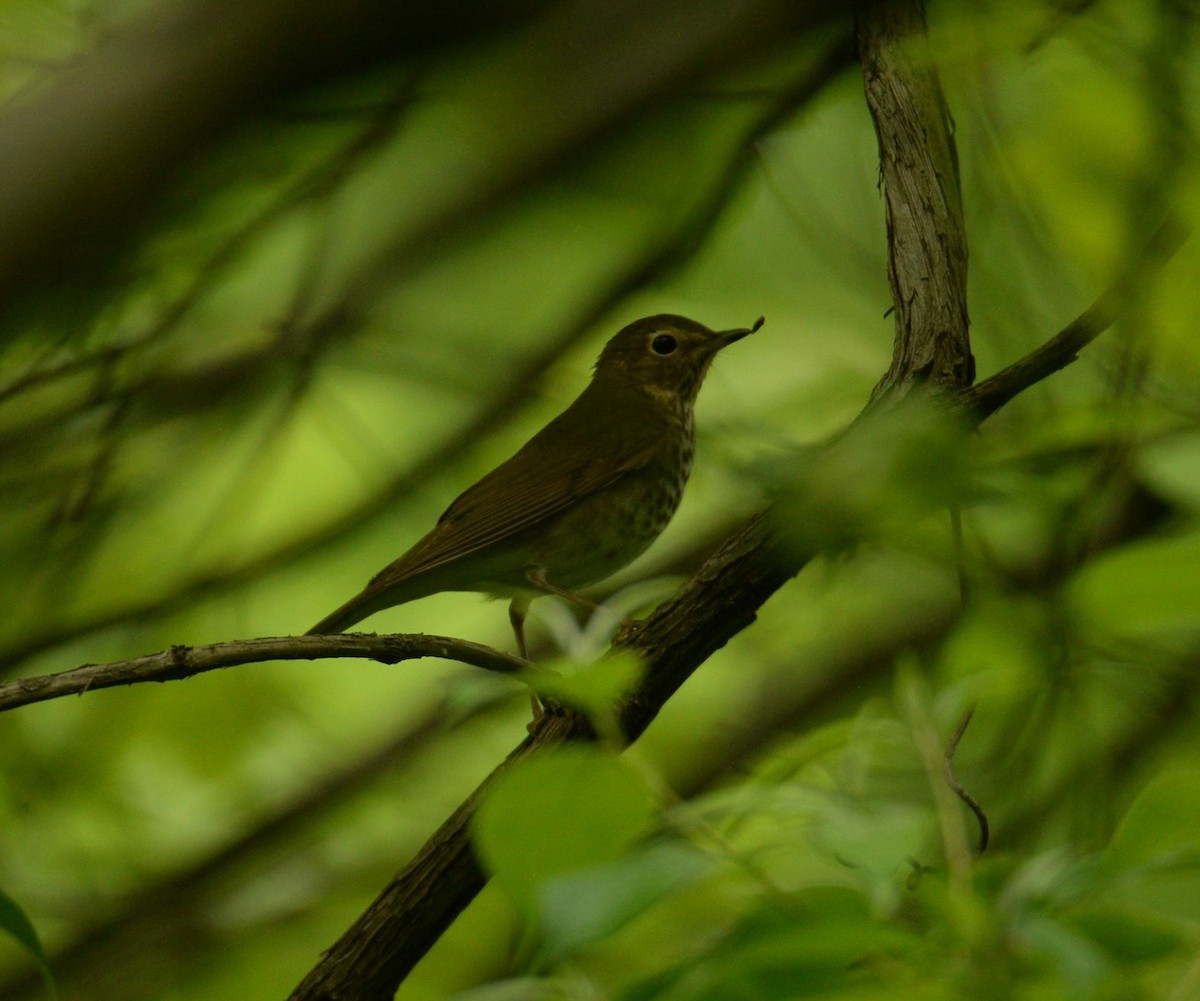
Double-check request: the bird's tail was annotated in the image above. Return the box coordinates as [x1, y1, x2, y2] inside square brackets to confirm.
[305, 599, 369, 636]
[304, 590, 390, 636]
[304, 577, 431, 635]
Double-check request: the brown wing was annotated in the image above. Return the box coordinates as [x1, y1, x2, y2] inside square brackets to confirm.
[367, 377, 662, 591]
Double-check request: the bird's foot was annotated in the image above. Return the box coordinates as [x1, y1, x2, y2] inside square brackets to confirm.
[526, 692, 568, 732]
[613, 616, 643, 645]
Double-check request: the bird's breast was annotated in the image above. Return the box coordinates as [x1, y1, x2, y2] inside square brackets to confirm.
[527, 408, 695, 590]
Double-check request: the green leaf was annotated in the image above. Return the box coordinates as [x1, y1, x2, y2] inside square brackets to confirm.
[1099, 764, 1200, 923]
[523, 651, 644, 725]
[776, 400, 972, 553]
[1015, 911, 1110, 994]
[0, 888, 56, 999]
[538, 841, 714, 962]
[1068, 907, 1183, 963]
[1070, 530, 1200, 644]
[472, 746, 658, 923]
[1137, 432, 1200, 513]
[1106, 764, 1200, 868]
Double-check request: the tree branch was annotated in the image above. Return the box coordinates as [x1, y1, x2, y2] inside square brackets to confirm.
[856, 0, 973, 400]
[0, 635, 528, 713]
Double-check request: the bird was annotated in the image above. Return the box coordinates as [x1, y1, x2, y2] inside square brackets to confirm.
[306, 313, 763, 657]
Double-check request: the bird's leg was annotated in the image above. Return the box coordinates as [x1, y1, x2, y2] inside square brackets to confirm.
[524, 567, 599, 613]
[525, 568, 633, 635]
[508, 597, 530, 660]
[508, 596, 544, 722]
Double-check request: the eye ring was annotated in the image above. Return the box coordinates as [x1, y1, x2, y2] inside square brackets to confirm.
[650, 333, 678, 355]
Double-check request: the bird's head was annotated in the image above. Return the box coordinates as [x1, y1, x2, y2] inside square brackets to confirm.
[594, 313, 763, 407]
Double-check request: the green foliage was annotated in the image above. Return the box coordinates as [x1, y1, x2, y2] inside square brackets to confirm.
[466, 725, 1200, 1001]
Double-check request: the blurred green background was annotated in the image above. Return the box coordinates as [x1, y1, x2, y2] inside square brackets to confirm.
[2, 0, 1200, 998]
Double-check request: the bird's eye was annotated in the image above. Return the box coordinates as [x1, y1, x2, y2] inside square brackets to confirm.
[650, 333, 678, 355]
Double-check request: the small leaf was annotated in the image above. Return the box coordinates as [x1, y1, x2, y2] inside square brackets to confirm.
[1069, 907, 1183, 963]
[524, 651, 643, 723]
[473, 746, 658, 923]
[1070, 531, 1200, 644]
[1106, 764, 1200, 869]
[1138, 431, 1200, 513]
[538, 841, 713, 962]
[0, 888, 56, 999]
[1017, 911, 1110, 993]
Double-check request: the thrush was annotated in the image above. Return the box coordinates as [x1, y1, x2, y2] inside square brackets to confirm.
[306, 313, 762, 656]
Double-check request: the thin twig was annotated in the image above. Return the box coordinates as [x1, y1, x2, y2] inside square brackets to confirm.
[949, 504, 969, 604]
[0, 634, 531, 713]
[944, 705, 988, 855]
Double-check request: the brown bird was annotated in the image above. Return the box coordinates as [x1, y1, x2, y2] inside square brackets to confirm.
[307, 313, 762, 656]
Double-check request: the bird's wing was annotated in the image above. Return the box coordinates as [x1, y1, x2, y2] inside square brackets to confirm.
[366, 407, 661, 591]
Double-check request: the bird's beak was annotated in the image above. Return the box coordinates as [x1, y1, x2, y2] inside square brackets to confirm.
[716, 316, 765, 346]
